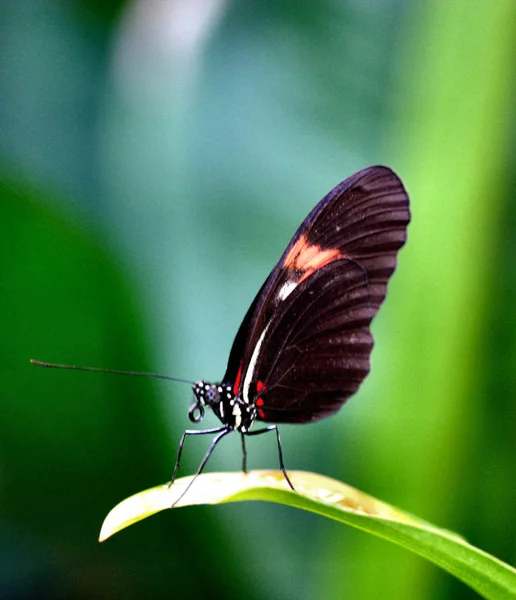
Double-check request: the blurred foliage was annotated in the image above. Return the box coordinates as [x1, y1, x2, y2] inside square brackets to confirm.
[0, 171, 253, 599]
[0, 1, 515, 599]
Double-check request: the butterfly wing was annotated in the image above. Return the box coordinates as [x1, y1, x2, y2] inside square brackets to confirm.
[223, 165, 410, 422]
[246, 258, 378, 423]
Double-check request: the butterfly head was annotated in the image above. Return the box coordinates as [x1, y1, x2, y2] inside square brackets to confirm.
[189, 381, 222, 423]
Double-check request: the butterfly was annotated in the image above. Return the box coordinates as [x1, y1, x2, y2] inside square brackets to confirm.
[171, 165, 410, 498]
[31, 165, 410, 502]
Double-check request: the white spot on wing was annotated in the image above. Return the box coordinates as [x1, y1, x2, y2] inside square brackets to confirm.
[242, 323, 270, 404]
[278, 280, 297, 301]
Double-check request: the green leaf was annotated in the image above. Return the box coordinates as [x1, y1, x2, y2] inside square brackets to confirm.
[100, 471, 516, 599]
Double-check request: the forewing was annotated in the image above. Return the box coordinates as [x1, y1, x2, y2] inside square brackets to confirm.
[224, 166, 410, 415]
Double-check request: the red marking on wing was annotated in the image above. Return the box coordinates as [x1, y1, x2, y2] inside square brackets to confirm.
[233, 361, 243, 396]
[256, 398, 265, 407]
[256, 380, 266, 392]
[257, 408, 266, 418]
[284, 233, 346, 283]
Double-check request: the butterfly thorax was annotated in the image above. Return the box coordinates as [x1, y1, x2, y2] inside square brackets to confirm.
[191, 381, 256, 433]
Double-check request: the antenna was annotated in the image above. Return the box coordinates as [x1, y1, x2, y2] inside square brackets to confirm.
[30, 359, 194, 385]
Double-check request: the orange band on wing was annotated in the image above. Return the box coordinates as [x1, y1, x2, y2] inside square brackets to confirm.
[284, 234, 346, 282]
[284, 234, 309, 268]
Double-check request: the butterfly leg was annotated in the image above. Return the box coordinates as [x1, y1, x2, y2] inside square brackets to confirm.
[241, 433, 248, 473]
[169, 426, 227, 487]
[171, 427, 232, 507]
[245, 425, 295, 491]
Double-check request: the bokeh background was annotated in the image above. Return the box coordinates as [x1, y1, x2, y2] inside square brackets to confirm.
[1, 1, 515, 598]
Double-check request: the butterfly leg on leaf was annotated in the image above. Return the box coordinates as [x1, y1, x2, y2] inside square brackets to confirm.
[170, 426, 228, 486]
[170, 427, 232, 507]
[240, 433, 248, 473]
[245, 425, 295, 491]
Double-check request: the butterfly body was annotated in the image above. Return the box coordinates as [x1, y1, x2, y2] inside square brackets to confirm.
[171, 165, 410, 501]
[191, 381, 256, 432]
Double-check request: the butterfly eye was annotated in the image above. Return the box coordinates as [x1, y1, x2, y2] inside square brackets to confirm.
[188, 402, 205, 423]
[205, 386, 220, 404]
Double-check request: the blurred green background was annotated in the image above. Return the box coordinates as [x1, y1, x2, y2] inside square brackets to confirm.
[1, 1, 515, 598]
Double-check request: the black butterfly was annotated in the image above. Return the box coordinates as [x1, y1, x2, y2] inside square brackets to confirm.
[172, 165, 410, 498]
[31, 165, 410, 502]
